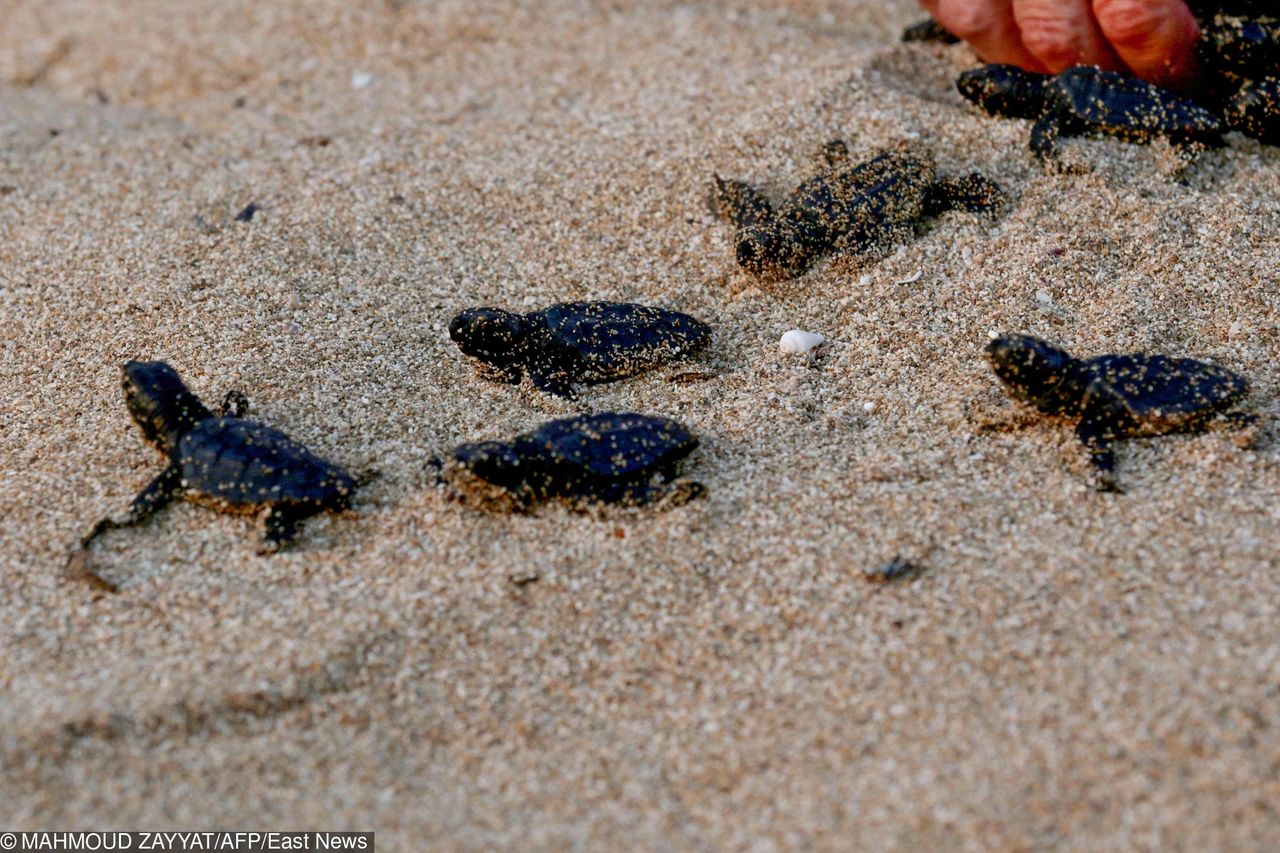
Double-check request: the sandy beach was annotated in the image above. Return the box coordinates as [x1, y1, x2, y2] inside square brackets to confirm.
[3, 0, 1280, 847]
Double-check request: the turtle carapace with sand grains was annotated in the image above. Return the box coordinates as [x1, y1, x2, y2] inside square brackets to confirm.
[449, 301, 711, 399]
[956, 65, 1223, 169]
[711, 141, 1002, 282]
[1197, 13, 1280, 143]
[986, 335, 1252, 492]
[436, 412, 704, 512]
[72, 362, 356, 587]
[1198, 12, 1280, 79]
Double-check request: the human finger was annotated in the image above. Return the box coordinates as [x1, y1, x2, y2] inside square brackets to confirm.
[1093, 0, 1201, 89]
[1012, 0, 1126, 73]
[925, 0, 1051, 72]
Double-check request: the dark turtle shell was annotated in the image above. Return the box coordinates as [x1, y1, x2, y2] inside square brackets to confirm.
[516, 412, 697, 480]
[539, 302, 711, 382]
[1082, 354, 1249, 433]
[1048, 67, 1222, 138]
[179, 418, 356, 509]
[1225, 76, 1280, 142]
[782, 148, 935, 252]
[956, 64, 1052, 120]
[1199, 14, 1280, 78]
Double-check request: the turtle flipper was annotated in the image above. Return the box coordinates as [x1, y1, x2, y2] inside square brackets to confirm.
[657, 478, 706, 507]
[78, 464, 183, 549]
[1162, 135, 1216, 179]
[474, 361, 523, 385]
[1032, 112, 1088, 173]
[529, 366, 578, 400]
[259, 506, 310, 554]
[710, 175, 775, 229]
[593, 477, 706, 509]
[1217, 410, 1263, 449]
[1029, 113, 1062, 164]
[220, 390, 250, 418]
[1076, 400, 1123, 493]
[923, 173, 1004, 216]
[67, 464, 184, 591]
[820, 139, 850, 167]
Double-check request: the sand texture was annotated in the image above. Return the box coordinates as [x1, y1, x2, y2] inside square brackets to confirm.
[3, 0, 1280, 848]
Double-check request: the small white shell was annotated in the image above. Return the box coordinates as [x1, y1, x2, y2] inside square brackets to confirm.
[779, 329, 826, 354]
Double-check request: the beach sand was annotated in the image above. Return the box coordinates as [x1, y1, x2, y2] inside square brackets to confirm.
[3, 0, 1280, 847]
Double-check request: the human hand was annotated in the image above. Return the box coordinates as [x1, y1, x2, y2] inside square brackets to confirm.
[919, 0, 1202, 90]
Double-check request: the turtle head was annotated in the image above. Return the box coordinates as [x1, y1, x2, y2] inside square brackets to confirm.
[449, 308, 531, 372]
[956, 65, 1049, 120]
[453, 440, 526, 487]
[122, 361, 214, 455]
[985, 334, 1085, 414]
[736, 225, 809, 282]
[441, 440, 537, 511]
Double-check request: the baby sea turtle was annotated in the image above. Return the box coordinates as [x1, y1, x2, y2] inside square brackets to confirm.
[1196, 14, 1280, 143]
[436, 412, 704, 511]
[1199, 13, 1280, 78]
[449, 301, 711, 399]
[986, 335, 1251, 491]
[712, 142, 1002, 282]
[864, 556, 924, 583]
[957, 65, 1223, 168]
[1221, 77, 1280, 143]
[73, 361, 356, 587]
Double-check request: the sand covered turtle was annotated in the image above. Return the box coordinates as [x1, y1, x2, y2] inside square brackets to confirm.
[711, 142, 1002, 282]
[72, 361, 356, 586]
[957, 65, 1223, 168]
[1199, 13, 1280, 78]
[986, 335, 1251, 491]
[1220, 77, 1280, 143]
[1196, 14, 1280, 143]
[449, 301, 711, 399]
[436, 412, 704, 511]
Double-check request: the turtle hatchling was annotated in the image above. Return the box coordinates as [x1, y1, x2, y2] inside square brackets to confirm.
[1198, 13, 1280, 79]
[1197, 13, 1280, 143]
[436, 412, 704, 511]
[449, 301, 711, 399]
[73, 361, 356, 586]
[957, 64, 1223, 168]
[986, 334, 1252, 491]
[711, 141, 1002, 282]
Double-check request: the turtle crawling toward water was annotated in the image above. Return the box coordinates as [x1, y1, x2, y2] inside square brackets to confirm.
[957, 65, 1223, 169]
[72, 361, 356, 588]
[985, 335, 1252, 491]
[450, 301, 711, 399]
[436, 412, 704, 511]
[712, 142, 1002, 282]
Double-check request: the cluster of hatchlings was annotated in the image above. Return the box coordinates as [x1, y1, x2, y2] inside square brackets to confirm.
[71, 2, 1273, 590]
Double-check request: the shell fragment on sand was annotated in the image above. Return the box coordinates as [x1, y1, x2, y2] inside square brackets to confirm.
[779, 330, 826, 354]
